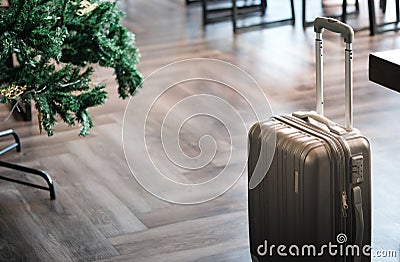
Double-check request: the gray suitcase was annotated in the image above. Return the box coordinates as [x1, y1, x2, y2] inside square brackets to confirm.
[248, 17, 371, 261]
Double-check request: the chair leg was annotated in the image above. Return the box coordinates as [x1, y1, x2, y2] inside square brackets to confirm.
[0, 161, 56, 200]
[202, 0, 207, 26]
[290, 0, 295, 25]
[0, 129, 21, 155]
[368, 0, 377, 35]
[232, 0, 237, 33]
[0, 129, 56, 200]
[302, 0, 307, 29]
[342, 0, 348, 23]
[261, 0, 267, 16]
[380, 0, 387, 13]
[378, 0, 399, 23]
[304, 0, 361, 29]
[355, 0, 360, 13]
[230, 0, 294, 33]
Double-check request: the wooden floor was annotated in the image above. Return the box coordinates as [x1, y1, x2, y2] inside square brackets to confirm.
[1, 0, 400, 261]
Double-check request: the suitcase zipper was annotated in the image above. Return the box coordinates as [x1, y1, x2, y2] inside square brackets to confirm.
[341, 191, 349, 217]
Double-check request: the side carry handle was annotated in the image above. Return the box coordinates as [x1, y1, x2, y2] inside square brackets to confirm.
[313, 17, 354, 129]
[352, 186, 364, 262]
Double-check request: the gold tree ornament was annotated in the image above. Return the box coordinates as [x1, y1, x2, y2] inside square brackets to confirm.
[76, 0, 98, 16]
[0, 84, 27, 99]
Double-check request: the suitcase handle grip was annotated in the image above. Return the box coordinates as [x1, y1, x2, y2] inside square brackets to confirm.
[292, 111, 346, 135]
[314, 17, 354, 44]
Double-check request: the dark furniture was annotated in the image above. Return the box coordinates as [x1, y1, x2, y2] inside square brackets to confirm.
[0, 129, 56, 199]
[302, 0, 360, 29]
[202, 0, 295, 33]
[367, 0, 400, 35]
[301, 0, 399, 35]
[200, 0, 400, 35]
[369, 49, 400, 93]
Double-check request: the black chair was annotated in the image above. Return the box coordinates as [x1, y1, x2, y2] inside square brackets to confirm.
[202, 0, 295, 33]
[202, 0, 243, 26]
[368, 0, 400, 35]
[302, 0, 360, 29]
[380, 0, 386, 12]
[0, 129, 56, 200]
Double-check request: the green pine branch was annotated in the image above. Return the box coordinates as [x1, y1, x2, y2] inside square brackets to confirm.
[0, 0, 143, 136]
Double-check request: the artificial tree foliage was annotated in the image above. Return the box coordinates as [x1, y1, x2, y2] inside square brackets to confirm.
[0, 0, 143, 136]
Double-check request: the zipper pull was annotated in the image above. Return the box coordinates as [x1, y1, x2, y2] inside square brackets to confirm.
[341, 191, 349, 217]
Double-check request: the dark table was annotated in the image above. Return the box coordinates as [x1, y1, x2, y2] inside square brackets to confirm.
[369, 49, 400, 93]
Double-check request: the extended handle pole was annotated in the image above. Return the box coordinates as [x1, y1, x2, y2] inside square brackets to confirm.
[314, 17, 354, 129]
[345, 42, 353, 128]
[316, 33, 324, 116]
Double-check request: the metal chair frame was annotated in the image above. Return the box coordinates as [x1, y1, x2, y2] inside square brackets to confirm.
[202, 0, 295, 33]
[0, 129, 55, 200]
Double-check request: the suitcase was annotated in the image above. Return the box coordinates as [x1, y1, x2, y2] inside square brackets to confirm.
[248, 17, 371, 262]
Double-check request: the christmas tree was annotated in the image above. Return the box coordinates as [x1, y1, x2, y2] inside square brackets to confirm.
[0, 0, 143, 136]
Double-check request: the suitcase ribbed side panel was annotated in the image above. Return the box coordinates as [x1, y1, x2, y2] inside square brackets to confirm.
[249, 119, 334, 261]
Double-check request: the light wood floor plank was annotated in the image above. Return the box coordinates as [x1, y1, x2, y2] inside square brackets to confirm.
[107, 210, 249, 261]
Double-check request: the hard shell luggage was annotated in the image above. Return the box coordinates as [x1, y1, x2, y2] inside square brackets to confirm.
[248, 17, 371, 261]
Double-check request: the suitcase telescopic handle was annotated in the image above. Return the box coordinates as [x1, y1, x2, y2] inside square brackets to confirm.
[314, 17, 354, 44]
[314, 17, 354, 129]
